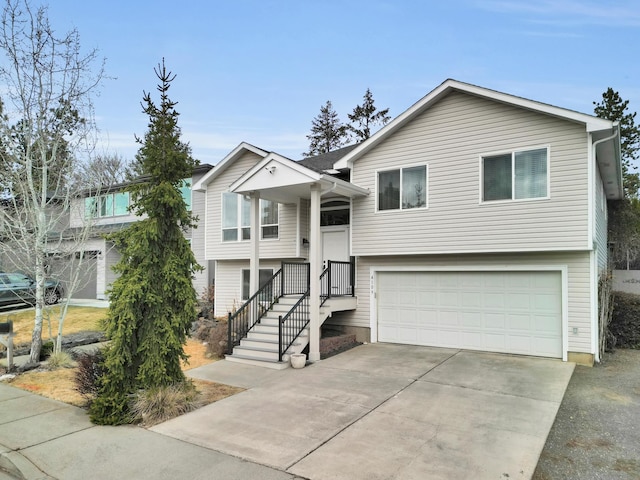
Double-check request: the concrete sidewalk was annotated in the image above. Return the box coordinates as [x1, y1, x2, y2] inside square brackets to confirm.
[0, 383, 294, 480]
[1, 344, 574, 480]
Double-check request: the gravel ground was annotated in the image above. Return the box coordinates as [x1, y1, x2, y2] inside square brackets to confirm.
[533, 349, 640, 480]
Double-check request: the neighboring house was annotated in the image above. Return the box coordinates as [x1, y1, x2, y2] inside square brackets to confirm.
[194, 79, 622, 367]
[67, 163, 214, 300]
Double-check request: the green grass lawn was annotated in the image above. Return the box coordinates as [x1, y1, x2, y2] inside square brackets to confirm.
[0, 306, 106, 347]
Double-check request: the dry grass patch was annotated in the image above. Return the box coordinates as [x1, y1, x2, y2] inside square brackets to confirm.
[7, 338, 236, 419]
[10, 367, 86, 407]
[0, 306, 106, 347]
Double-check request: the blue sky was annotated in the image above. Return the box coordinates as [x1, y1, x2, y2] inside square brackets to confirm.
[45, 0, 640, 166]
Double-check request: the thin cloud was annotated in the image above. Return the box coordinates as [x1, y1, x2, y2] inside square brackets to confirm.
[477, 0, 640, 27]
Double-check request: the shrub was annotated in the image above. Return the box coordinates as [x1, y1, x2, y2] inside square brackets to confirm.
[74, 349, 106, 401]
[610, 292, 640, 349]
[39, 340, 54, 361]
[47, 350, 74, 369]
[129, 381, 199, 426]
[205, 321, 228, 359]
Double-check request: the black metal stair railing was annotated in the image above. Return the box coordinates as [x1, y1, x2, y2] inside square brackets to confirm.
[227, 269, 283, 354]
[227, 262, 310, 355]
[279, 258, 356, 361]
[320, 258, 355, 307]
[278, 290, 310, 361]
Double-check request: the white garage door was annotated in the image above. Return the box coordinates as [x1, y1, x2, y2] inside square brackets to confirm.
[377, 271, 562, 358]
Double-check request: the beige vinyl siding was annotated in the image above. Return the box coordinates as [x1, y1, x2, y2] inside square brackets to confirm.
[327, 251, 593, 354]
[103, 242, 121, 299]
[214, 259, 282, 317]
[351, 91, 590, 256]
[595, 167, 608, 271]
[205, 152, 302, 261]
[191, 170, 210, 295]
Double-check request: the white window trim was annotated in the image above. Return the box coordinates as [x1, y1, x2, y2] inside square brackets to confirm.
[221, 193, 279, 242]
[260, 200, 279, 241]
[375, 162, 429, 213]
[479, 145, 551, 204]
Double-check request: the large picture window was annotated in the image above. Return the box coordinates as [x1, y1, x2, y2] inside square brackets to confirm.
[482, 147, 548, 202]
[378, 165, 427, 211]
[85, 191, 130, 218]
[180, 179, 192, 210]
[222, 193, 278, 242]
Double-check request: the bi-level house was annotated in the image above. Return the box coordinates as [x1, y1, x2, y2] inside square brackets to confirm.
[68, 164, 214, 300]
[195, 79, 622, 368]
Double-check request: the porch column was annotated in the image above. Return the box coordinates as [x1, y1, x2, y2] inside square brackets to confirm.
[309, 183, 321, 362]
[249, 191, 260, 296]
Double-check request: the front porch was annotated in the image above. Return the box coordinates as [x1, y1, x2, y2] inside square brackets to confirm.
[224, 152, 368, 366]
[226, 259, 357, 369]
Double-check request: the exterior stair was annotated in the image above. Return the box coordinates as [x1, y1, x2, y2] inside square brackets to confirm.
[226, 295, 318, 369]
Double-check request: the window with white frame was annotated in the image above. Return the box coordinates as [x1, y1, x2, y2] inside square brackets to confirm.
[222, 193, 278, 241]
[241, 268, 274, 300]
[261, 199, 278, 239]
[85, 192, 130, 218]
[482, 147, 548, 202]
[377, 165, 427, 211]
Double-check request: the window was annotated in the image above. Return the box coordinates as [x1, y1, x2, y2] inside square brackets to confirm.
[84, 197, 97, 218]
[482, 147, 548, 202]
[321, 200, 350, 226]
[242, 268, 274, 300]
[180, 179, 192, 210]
[85, 192, 129, 218]
[261, 199, 278, 239]
[114, 192, 130, 216]
[378, 165, 427, 211]
[222, 193, 250, 242]
[222, 193, 278, 241]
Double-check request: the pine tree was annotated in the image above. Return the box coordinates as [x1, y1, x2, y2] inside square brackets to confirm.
[594, 88, 640, 198]
[90, 60, 201, 425]
[303, 100, 347, 157]
[346, 88, 390, 142]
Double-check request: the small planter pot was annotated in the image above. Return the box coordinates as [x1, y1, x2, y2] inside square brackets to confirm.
[290, 353, 306, 369]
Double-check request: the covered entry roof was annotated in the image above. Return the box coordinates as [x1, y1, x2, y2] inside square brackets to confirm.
[228, 153, 369, 204]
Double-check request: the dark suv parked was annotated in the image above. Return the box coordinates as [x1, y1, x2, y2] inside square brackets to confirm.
[0, 273, 64, 307]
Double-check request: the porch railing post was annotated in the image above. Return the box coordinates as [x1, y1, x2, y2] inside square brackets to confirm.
[281, 261, 285, 295]
[227, 311, 233, 355]
[278, 314, 283, 362]
[327, 260, 332, 300]
[350, 255, 355, 297]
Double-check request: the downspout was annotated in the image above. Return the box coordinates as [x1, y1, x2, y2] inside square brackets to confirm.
[590, 125, 620, 363]
[321, 182, 337, 197]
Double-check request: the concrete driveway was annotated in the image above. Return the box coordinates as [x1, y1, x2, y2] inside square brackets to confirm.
[152, 344, 574, 480]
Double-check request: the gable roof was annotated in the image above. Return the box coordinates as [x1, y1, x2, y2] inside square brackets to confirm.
[297, 144, 360, 173]
[334, 78, 622, 199]
[192, 142, 270, 191]
[229, 152, 369, 204]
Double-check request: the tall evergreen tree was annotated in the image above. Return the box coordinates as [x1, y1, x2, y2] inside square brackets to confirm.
[303, 100, 347, 157]
[346, 88, 390, 142]
[594, 88, 640, 198]
[594, 88, 640, 268]
[90, 60, 201, 425]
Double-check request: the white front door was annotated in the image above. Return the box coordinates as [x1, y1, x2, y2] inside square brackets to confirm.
[321, 226, 350, 267]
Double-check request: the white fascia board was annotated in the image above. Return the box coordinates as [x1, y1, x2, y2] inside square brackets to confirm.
[228, 153, 322, 193]
[335, 78, 615, 169]
[318, 174, 369, 197]
[192, 142, 269, 191]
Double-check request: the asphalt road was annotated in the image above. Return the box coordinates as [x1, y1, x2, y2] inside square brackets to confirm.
[533, 349, 640, 480]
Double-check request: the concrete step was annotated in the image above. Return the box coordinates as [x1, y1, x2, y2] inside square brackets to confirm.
[232, 345, 279, 361]
[225, 354, 290, 370]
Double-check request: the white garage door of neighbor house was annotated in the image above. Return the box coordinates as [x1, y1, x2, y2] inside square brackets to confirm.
[377, 271, 562, 358]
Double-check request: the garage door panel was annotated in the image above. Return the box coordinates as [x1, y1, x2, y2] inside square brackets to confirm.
[378, 271, 562, 358]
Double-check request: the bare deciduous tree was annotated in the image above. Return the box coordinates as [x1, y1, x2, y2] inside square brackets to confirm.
[0, 0, 106, 363]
